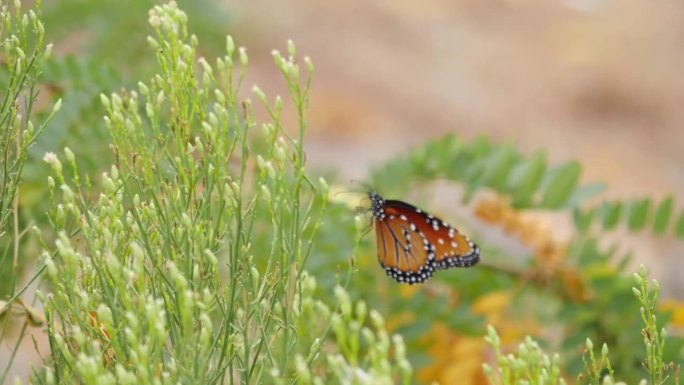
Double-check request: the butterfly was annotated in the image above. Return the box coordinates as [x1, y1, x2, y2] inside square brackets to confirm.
[368, 191, 480, 284]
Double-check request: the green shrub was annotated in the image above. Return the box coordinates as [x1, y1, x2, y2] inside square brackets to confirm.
[34, 3, 410, 384]
[2, 1, 682, 384]
[483, 266, 680, 385]
[365, 135, 684, 383]
[0, 0, 59, 382]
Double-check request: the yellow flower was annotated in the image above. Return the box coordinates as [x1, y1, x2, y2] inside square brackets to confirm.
[417, 323, 487, 385]
[660, 299, 684, 327]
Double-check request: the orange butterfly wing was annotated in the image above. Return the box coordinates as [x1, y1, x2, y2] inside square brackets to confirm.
[370, 193, 480, 284]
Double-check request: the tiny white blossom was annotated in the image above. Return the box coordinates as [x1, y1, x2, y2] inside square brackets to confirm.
[43, 152, 63, 173]
[43, 152, 58, 164]
[148, 11, 161, 28]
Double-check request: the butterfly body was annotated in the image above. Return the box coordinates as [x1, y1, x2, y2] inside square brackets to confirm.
[369, 192, 480, 284]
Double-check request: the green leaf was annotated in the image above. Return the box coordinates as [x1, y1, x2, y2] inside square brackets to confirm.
[675, 211, 684, 239]
[600, 201, 623, 230]
[416, 138, 459, 177]
[459, 138, 496, 201]
[652, 196, 673, 235]
[462, 157, 488, 187]
[461, 136, 492, 183]
[508, 150, 546, 207]
[567, 182, 606, 207]
[482, 145, 517, 191]
[573, 207, 595, 232]
[470, 135, 492, 156]
[627, 198, 650, 231]
[540, 161, 581, 209]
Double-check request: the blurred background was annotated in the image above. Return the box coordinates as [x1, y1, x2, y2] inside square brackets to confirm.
[234, 0, 684, 191]
[233, 0, 684, 293]
[3, 0, 684, 383]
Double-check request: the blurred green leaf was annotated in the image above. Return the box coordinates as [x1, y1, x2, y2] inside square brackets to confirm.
[508, 150, 546, 207]
[567, 182, 606, 207]
[652, 196, 673, 235]
[600, 201, 623, 230]
[627, 198, 651, 231]
[540, 161, 580, 209]
[675, 211, 684, 239]
[573, 207, 595, 232]
[575, 195, 681, 237]
[482, 144, 518, 191]
[462, 136, 492, 187]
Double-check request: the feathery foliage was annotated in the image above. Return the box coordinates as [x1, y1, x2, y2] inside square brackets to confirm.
[0, 0, 58, 382]
[33, 3, 412, 384]
[483, 267, 680, 385]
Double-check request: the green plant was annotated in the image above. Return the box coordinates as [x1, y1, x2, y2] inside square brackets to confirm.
[484, 266, 680, 385]
[581, 338, 616, 385]
[483, 325, 566, 385]
[1, 0, 236, 292]
[574, 196, 684, 238]
[369, 135, 604, 209]
[34, 3, 411, 384]
[362, 135, 684, 382]
[632, 266, 680, 385]
[41, 0, 229, 69]
[0, 0, 59, 382]
[3, 0, 682, 383]
[576, 266, 680, 385]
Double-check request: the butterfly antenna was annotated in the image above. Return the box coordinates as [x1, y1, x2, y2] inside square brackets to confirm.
[334, 190, 358, 198]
